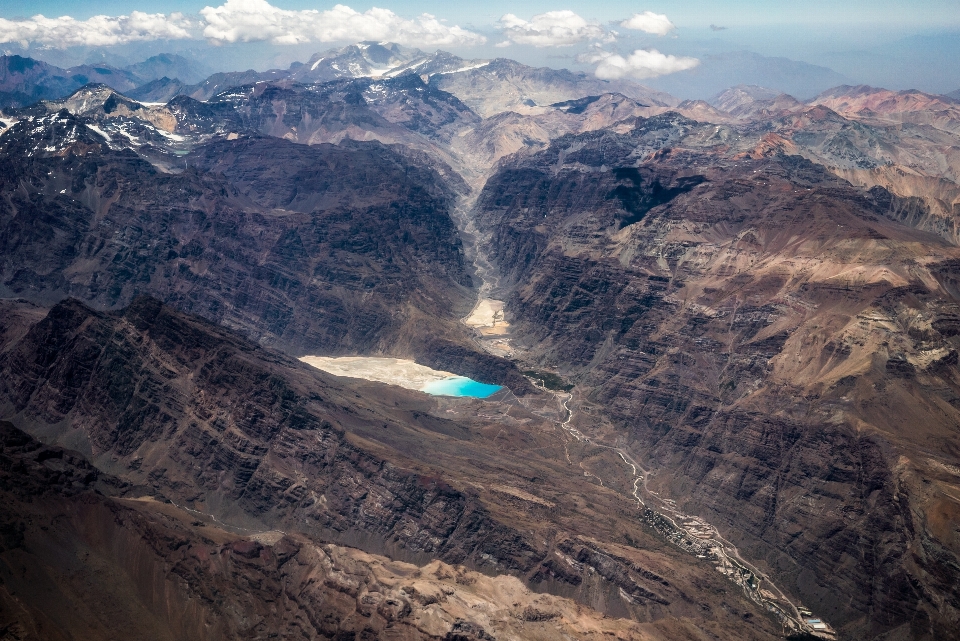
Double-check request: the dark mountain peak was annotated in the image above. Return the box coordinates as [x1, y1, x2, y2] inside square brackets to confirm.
[145, 53, 177, 63]
[551, 94, 603, 114]
[128, 76, 188, 103]
[636, 109, 700, 131]
[1, 54, 41, 74]
[0, 109, 109, 157]
[381, 70, 429, 90]
[165, 93, 198, 108]
[550, 93, 652, 120]
[123, 294, 165, 330]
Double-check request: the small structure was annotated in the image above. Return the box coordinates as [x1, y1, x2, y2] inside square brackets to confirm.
[804, 617, 836, 638]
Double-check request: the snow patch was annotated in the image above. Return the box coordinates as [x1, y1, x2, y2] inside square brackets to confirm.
[157, 129, 186, 141]
[434, 62, 490, 76]
[0, 118, 16, 137]
[86, 124, 112, 142]
[385, 58, 428, 77]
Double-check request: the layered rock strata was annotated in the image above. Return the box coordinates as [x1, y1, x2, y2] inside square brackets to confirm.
[0, 297, 782, 639]
[474, 118, 960, 639]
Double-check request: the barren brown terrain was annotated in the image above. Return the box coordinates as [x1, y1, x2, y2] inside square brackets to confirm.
[0, 297, 783, 640]
[1, 43, 960, 640]
[473, 116, 960, 639]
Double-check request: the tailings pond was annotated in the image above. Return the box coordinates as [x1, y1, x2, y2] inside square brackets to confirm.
[300, 356, 503, 398]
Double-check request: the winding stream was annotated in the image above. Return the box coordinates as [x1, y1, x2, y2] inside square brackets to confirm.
[452, 190, 830, 637]
[552, 389, 815, 635]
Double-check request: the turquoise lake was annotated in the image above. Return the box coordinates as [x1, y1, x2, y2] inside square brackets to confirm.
[421, 376, 503, 398]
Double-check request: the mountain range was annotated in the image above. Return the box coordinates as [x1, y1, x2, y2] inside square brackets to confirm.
[1, 41, 960, 641]
[646, 51, 852, 101]
[0, 52, 213, 109]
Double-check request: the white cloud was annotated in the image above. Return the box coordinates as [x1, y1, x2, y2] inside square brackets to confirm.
[0, 1, 486, 49]
[498, 10, 607, 47]
[0, 11, 193, 48]
[620, 12, 676, 36]
[200, 0, 486, 47]
[580, 48, 699, 80]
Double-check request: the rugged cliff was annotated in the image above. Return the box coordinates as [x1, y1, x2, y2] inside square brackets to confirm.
[0, 112, 530, 391]
[4, 50, 960, 639]
[0, 297, 783, 639]
[475, 117, 960, 639]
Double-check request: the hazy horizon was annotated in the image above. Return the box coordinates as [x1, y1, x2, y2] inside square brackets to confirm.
[2, 1, 958, 97]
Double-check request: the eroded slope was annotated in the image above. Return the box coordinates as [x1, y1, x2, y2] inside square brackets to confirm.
[0, 112, 531, 390]
[0, 297, 782, 640]
[474, 118, 960, 639]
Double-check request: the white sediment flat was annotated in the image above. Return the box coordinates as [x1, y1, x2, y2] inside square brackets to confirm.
[463, 298, 505, 328]
[299, 356, 458, 392]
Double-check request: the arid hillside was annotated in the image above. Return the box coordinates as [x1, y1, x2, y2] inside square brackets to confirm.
[0, 297, 783, 640]
[474, 117, 960, 639]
